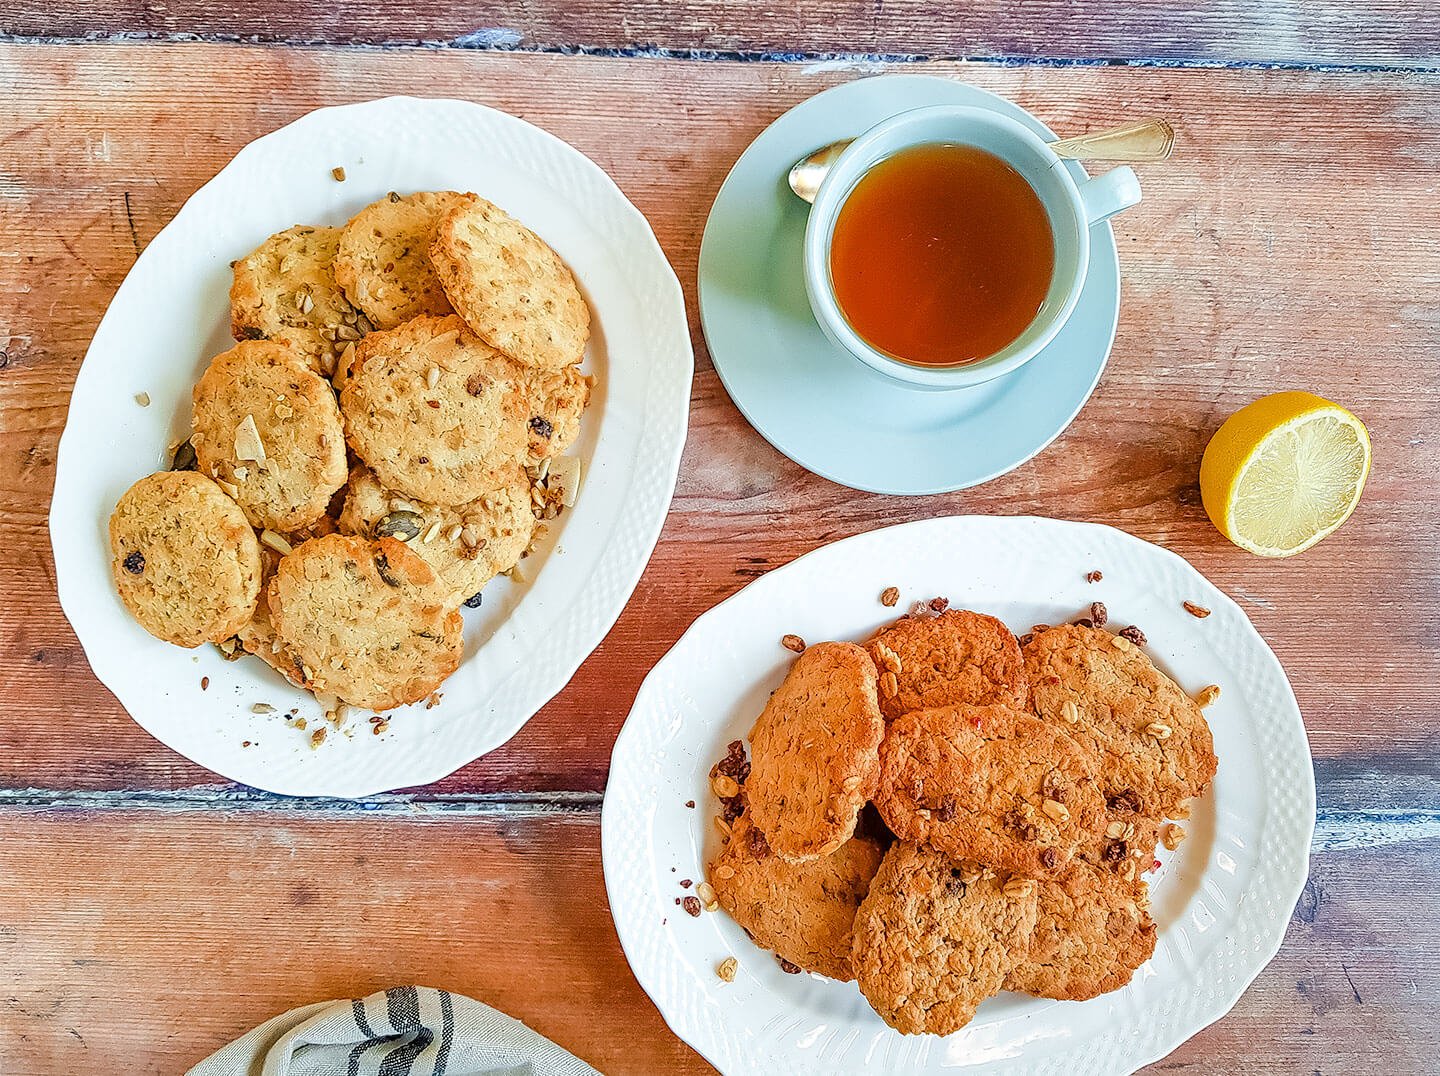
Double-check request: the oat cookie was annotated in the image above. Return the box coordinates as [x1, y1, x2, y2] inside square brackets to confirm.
[710, 814, 884, 981]
[109, 471, 262, 647]
[1081, 787, 1163, 877]
[868, 609, 1028, 720]
[229, 224, 360, 376]
[874, 704, 1106, 878]
[522, 365, 591, 463]
[430, 193, 590, 371]
[267, 533, 463, 710]
[746, 642, 885, 862]
[337, 463, 535, 601]
[191, 340, 348, 532]
[339, 314, 528, 505]
[851, 843, 1040, 1036]
[1024, 624, 1218, 817]
[1004, 860, 1158, 1001]
[334, 191, 463, 330]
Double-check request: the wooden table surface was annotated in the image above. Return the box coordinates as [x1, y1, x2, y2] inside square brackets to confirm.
[2, 5, 1439, 1073]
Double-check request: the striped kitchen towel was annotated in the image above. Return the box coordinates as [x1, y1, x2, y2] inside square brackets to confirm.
[187, 986, 600, 1076]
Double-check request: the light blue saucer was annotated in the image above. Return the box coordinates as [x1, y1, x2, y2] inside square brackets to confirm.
[697, 74, 1122, 495]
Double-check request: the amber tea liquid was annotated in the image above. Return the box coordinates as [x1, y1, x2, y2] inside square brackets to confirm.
[828, 143, 1056, 367]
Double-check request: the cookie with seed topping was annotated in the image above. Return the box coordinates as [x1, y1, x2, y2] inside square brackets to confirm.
[874, 704, 1106, 878]
[267, 533, 462, 711]
[710, 814, 884, 981]
[430, 193, 590, 371]
[1024, 624, 1217, 818]
[191, 340, 348, 532]
[745, 642, 885, 862]
[338, 314, 529, 506]
[229, 224, 359, 376]
[1004, 859, 1158, 1001]
[868, 609, 1028, 720]
[523, 364, 591, 463]
[337, 463, 535, 602]
[109, 471, 262, 647]
[851, 842, 1040, 1036]
[334, 191, 463, 330]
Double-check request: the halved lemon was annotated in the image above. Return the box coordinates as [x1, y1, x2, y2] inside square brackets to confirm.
[1200, 392, 1371, 558]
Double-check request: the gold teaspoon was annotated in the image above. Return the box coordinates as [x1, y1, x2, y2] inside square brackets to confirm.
[787, 119, 1175, 203]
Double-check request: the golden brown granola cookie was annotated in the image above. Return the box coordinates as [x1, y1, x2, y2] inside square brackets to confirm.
[337, 463, 535, 603]
[430, 193, 590, 371]
[191, 340, 348, 532]
[109, 471, 262, 647]
[710, 815, 884, 981]
[868, 609, 1028, 720]
[334, 191, 463, 330]
[1024, 624, 1218, 818]
[745, 642, 885, 862]
[522, 365, 591, 463]
[852, 843, 1040, 1036]
[874, 704, 1106, 879]
[229, 224, 360, 376]
[339, 314, 528, 506]
[1004, 860, 1158, 1001]
[1080, 788, 1163, 879]
[267, 534, 463, 710]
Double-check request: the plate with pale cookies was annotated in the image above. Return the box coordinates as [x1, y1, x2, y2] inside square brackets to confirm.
[50, 97, 692, 796]
[603, 515, 1313, 1074]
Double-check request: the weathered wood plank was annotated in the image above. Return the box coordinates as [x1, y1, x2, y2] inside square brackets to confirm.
[1, 46, 1436, 798]
[0, 808, 1432, 1073]
[3, 0, 1439, 69]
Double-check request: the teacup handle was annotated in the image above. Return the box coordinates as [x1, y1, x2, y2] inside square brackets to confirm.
[1077, 165, 1142, 225]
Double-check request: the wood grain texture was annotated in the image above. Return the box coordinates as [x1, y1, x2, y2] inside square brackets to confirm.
[0, 808, 1433, 1074]
[1, 46, 1437, 803]
[3, 0, 1439, 69]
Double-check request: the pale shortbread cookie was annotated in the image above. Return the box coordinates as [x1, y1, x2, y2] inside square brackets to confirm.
[334, 191, 463, 330]
[337, 464, 535, 603]
[430, 193, 590, 371]
[229, 224, 360, 376]
[267, 534, 463, 711]
[109, 471, 262, 647]
[191, 339, 348, 532]
[339, 314, 529, 506]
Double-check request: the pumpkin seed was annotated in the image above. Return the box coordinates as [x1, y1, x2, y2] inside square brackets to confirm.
[374, 511, 423, 542]
[170, 439, 198, 471]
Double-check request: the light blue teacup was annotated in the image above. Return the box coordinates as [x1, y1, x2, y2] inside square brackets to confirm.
[804, 104, 1141, 391]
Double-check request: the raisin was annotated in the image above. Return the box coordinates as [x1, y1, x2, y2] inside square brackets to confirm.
[1090, 601, 1109, 628]
[777, 957, 801, 974]
[529, 415, 555, 439]
[463, 592, 483, 609]
[123, 550, 145, 574]
[1119, 624, 1147, 647]
[1040, 847, 1059, 869]
[1107, 789, 1142, 814]
[1103, 840, 1127, 863]
[681, 896, 701, 917]
[936, 797, 957, 823]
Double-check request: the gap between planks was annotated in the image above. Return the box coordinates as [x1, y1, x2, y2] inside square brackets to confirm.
[0, 787, 1435, 852]
[0, 35, 1436, 75]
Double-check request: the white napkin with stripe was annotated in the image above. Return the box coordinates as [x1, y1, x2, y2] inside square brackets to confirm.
[187, 986, 600, 1076]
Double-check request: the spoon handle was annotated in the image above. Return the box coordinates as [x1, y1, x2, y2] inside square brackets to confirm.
[1050, 120, 1175, 162]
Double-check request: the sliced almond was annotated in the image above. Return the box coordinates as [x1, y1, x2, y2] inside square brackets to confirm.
[233, 414, 266, 463]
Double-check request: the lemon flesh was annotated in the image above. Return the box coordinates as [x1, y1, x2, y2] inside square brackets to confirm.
[1200, 392, 1371, 558]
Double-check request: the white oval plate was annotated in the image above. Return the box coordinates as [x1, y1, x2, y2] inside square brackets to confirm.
[603, 516, 1313, 1074]
[50, 97, 692, 797]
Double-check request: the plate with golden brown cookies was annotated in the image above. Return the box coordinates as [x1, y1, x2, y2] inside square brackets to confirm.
[603, 515, 1313, 1074]
[50, 97, 691, 796]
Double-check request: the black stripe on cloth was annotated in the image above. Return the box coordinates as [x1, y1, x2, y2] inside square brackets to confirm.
[349, 998, 385, 1076]
[435, 991, 454, 1076]
[379, 986, 433, 1076]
